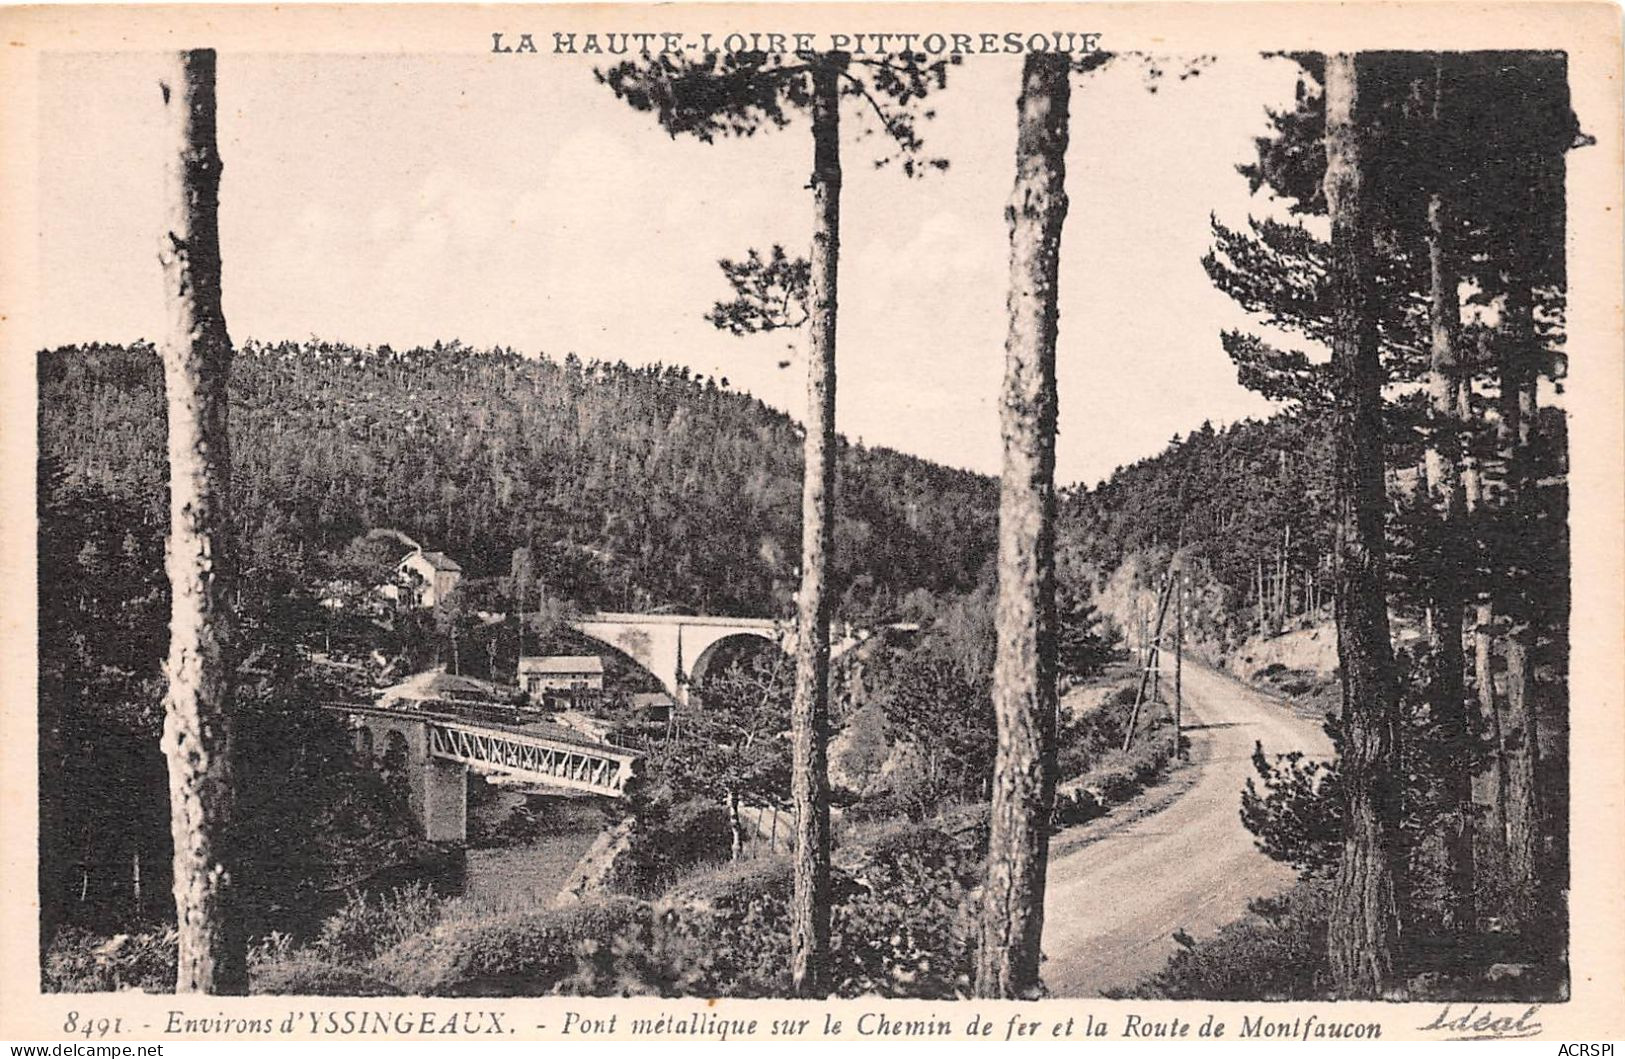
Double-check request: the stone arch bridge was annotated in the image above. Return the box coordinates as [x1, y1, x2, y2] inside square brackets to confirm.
[569, 611, 867, 704]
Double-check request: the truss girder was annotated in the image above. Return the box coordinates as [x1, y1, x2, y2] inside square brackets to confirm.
[425, 721, 635, 797]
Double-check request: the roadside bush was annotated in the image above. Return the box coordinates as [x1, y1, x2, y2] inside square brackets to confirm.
[1053, 730, 1179, 827]
[44, 926, 177, 993]
[1056, 681, 1149, 783]
[1093, 763, 1141, 804]
[1052, 787, 1105, 826]
[1116, 878, 1333, 1000]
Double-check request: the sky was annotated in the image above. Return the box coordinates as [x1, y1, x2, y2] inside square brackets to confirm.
[38, 50, 1311, 487]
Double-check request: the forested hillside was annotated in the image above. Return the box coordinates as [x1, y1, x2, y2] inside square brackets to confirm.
[1059, 415, 1333, 644]
[40, 340, 998, 619]
[50, 335, 1531, 642]
[1062, 405, 1568, 653]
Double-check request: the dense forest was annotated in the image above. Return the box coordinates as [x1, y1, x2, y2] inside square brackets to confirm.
[43, 335, 1397, 647]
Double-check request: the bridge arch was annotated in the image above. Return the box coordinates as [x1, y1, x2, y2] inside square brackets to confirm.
[568, 612, 790, 704]
[687, 631, 789, 697]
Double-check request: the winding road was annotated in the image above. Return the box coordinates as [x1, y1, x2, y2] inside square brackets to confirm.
[1042, 658, 1332, 997]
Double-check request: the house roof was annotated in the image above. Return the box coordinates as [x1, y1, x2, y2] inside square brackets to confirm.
[629, 692, 676, 709]
[400, 549, 462, 573]
[518, 655, 604, 676]
[375, 668, 507, 708]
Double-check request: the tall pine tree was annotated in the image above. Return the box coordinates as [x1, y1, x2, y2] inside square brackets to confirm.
[1321, 52, 1404, 998]
[597, 46, 955, 995]
[976, 50, 1070, 999]
[156, 49, 246, 994]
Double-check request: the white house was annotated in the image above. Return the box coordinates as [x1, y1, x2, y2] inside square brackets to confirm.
[397, 548, 463, 608]
[518, 655, 604, 698]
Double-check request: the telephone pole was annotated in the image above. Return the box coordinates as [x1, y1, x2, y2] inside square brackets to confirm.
[1174, 576, 1184, 760]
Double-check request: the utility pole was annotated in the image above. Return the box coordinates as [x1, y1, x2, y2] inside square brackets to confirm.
[1174, 577, 1184, 760]
[1151, 583, 1162, 704]
[1122, 571, 1177, 752]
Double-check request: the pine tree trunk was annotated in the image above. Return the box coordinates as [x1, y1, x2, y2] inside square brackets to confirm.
[789, 54, 841, 999]
[1458, 351, 1485, 512]
[1472, 598, 1508, 863]
[975, 51, 1068, 1000]
[156, 49, 246, 995]
[1322, 52, 1403, 999]
[1460, 353, 1508, 874]
[728, 789, 744, 862]
[1498, 273, 1541, 918]
[1425, 162, 1475, 931]
[1255, 555, 1266, 637]
[1277, 526, 1289, 631]
[1503, 620, 1538, 912]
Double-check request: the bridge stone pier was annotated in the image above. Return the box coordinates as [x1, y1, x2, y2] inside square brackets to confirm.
[349, 709, 469, 843]
[337, 705, 639, 844]
[570, 612, 866, 705]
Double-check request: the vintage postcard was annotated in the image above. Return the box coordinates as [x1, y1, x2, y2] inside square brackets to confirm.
[1, 0, 1621, 1046]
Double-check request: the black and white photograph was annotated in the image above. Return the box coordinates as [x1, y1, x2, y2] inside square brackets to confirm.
[1, 1, 1622, 1043]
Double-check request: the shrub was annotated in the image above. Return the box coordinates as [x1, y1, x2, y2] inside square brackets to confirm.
[1052, 787, 1105, 826]
[44, 927, 177, 993]
[608, 799, 733, 897]
[665, 852, 793, 910]
[374, 896, 652, 996]
[554, 855, 801, 998]
[1116, 878, 1333, 1000]
[831, 824, 978, 998]
[639, 859, 797, 997]
[853, 821, 978, 882]
[555, 825, 982, 999]
[1053, 731, 1178, 827]
[1239, 745, 1342, 876]
[1055, 680, 1155, 783]
[1094, 764, 1141, 804]
[251, 955, 399, 996]
[351, 827, 981, 1000]
[315, 881, 443, 963]
[247, 930, 296, 968]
